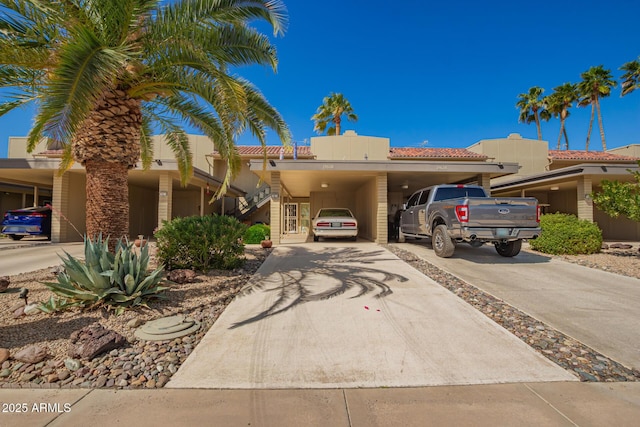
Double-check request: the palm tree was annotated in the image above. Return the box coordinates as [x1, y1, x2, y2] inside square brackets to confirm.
[311, 92, 358, 136]
[620, 57, 640, 96]
[578, 66, 617, 151]
[543, 83, 578, 150]
[516, 86, 546, 140]
[0, 0, 291, 244]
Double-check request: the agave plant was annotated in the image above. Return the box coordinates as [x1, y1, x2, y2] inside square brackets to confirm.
[41, 235, 168, 315]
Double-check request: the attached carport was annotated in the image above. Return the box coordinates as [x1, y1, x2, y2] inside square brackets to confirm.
[491, 163, 640, 240]
[251, 159, 519, 244]
[0, 158, 243, 242]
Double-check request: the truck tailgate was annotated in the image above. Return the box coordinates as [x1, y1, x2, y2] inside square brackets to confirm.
[465, 197, 539, 227]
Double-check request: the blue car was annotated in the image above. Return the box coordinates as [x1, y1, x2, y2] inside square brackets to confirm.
[1, 206, 52, 240]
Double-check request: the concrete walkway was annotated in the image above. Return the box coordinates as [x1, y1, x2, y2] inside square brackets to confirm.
[2, 382, 640, 426]
[391, 241, 640, 371]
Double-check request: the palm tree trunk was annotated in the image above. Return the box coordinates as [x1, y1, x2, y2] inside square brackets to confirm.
[534, 112, 542, 140]
[596, 98, 607, 151]
[85, 160, 130, 243]
[563, 126, 569, 150]
[557, 120, 564, 150]
[585, 103, 595, 151]
[334, 115, 341, 136]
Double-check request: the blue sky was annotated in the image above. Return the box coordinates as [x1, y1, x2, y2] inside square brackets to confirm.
[2, 0, 640, 155]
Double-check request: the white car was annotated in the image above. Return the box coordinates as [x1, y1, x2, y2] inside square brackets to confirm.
[312, 208, 358, 242]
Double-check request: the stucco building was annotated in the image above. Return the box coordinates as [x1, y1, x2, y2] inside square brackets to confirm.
[1, 131, 638, 243]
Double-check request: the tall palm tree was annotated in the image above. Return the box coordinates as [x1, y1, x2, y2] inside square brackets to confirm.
[578, 65, 617, 151]
[516, 86, 545, 140]
[311, 92, 358, 136]
[0, 0, 291, 244]
[620, 57, 640, 96]
[543, 83, 578, 150]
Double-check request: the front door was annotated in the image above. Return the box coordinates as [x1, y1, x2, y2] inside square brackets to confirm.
[284, 203, 298, 234]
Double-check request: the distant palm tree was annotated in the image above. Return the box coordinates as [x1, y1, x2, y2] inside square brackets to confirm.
[0, 0, 291, 243]
[516, 86, 546, 140]
[311, 93, 358, 136]
[620, 57, 640, 96]
[578, 66, 617, 151]
[543, 83, 578, 150]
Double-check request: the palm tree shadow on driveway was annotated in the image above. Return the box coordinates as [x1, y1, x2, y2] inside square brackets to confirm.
[230, 246, 409, 329]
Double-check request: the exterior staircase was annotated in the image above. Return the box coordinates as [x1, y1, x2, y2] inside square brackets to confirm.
[231, 185, 271, 221]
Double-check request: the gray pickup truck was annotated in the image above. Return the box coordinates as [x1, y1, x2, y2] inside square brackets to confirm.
[398, 184, 541, 258]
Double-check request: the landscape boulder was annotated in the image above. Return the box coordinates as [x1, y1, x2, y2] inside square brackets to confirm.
[68, 323, 126, 360]
[0, 348, 9, 364]
[14, 345, 48, 364]
[167, 269, 197, 284]
[0, 276, 9, 292]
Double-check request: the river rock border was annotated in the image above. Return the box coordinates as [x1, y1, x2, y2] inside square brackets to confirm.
[386, 244, 640, 382]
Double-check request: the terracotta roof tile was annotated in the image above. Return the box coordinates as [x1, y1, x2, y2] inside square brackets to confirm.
[388, 147, 488, 160]
[211, 145, 314, 158]
[549, 150, 639, 161]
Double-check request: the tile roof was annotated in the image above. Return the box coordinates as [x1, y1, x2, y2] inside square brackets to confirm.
[548, 150, 639, 162]
[212, 145, 314, 158]
[388, 147, 488, 160]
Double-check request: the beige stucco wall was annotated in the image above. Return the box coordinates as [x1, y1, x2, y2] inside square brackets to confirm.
[355, 179, 376, 240]
[609, 144, 640, 158]
[467, 134, 549, 181]
[310, 132, 390, 161]
[8, 137, 50, 158]
[152, 134, 214, 173]
[129, 185, 158, 237]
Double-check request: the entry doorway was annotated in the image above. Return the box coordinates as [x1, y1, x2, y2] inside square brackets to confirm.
[284, 203, 298, 234]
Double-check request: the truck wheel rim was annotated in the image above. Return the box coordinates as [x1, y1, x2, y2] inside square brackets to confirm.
[435, 234, 443, 250]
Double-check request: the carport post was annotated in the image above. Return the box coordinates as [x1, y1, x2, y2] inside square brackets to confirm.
[478, 173, 491, 195]
[270, 171, 281, 244]
[576, 176, 593, 222]
[376, 173, 388, 244]
[51, 173, 70, 243]
[157, 173, 173, 230]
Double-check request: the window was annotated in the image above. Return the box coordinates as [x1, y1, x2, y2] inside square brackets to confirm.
[406, 192, 421, 207]
[433, 187, 486, 201]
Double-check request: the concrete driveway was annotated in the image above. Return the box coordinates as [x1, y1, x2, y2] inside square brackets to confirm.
[168, 242, 574, 389]
[0, 240, 84, 275]
[391, 241, 640, 371]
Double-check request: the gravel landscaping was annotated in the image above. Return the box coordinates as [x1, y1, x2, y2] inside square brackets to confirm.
[1, 241, 639, 389]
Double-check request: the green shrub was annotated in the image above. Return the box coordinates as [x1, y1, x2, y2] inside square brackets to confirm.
[529, 213, 602, 255]
[155, 214, 247, 271]
[40, 235, 168, 315]
[243, 224, 271, 244]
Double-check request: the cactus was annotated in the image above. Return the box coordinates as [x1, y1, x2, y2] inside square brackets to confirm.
[41, 235, 168, 315]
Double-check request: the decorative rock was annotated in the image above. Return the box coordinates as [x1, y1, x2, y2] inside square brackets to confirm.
[46, 374, 59, 383]
[50, 265, 65, 276]
[64, 359, 82, 371]
[95, 376, 108, 388]
[21, 373, 37, 382]
[126, 318, 144, 328]
[609, 243, 633, 249]
[12, 306, 25, 318]
[14, 345, 48, 364]
[601, 243, 609, 250]
[0, 276, 9, 292]
[24, 303, 41, 315]
[0, 348, 9, 364]
[0, 369, 11, 378]
[68, 323, 126, 360]
[167, 269, 197, 284]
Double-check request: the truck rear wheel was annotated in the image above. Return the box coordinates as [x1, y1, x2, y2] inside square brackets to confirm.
[433, 224, 455, 258]
[495, 240, 522, 257]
